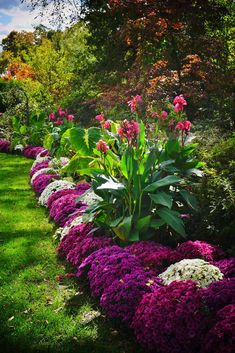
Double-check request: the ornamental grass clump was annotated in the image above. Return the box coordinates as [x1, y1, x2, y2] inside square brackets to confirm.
[176, 240, 225, 262]
[159, 258, 223, 288]
[100, 270, 160, 325]
[38, 180, 76, 206]
[126, 241, 178, 274]
[77, 246, 144, 298]
[201, 304, 235, 353]
[214, 258, 235, 278]
[132, 280, 210, 353]
[202, 278, 235, 311]
[0, 139, 10, 152]
[32, 173, 60, 195]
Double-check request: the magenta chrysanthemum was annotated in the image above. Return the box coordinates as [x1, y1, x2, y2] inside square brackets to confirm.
[30, 161, 50, 177]
[47, 183, 90, 209]
[132, 280, 210, 353]
[77, 246, 143, 298]
[201, 304, 235, 353]
[100, 270, 160, 325]
[0, 139, 10, 152]
[202, 278, 235, 312]
[214, 258, 235, 278]
[126, 241, 178, 273]
[176, 240, 225, 262]
[23, 146, 48, 159]
[32, 173, 59, 194]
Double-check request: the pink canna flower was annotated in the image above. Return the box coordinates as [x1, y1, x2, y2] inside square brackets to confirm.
[159, 111, 168, 119]
[58, 107, 66, 116]
[48, 112, 55, 120]
[103, 121, 111, 129]
[96, 139, 109, 154]
[54, 118, 64, 125]
[151, 112, 158, 118]
[175, 121, 185, 130]
[67, 114, 74, 122]
[128, 95, 142, 112]
[117, 127, 124, 136]
[95, 113, 104, 122]
[173, 95, 187, 112]
[184, 120, 191, 131]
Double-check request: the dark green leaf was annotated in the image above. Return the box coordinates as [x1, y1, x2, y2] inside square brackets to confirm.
[149, 192, 173, 208]
[143, 175, 182, 192]
[157, 207, 186, 237]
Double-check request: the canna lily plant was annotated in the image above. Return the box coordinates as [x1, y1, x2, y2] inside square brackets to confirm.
[79, 95, 203, 242]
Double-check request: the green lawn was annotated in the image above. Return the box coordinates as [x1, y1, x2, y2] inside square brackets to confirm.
[0, 153, 143, 353]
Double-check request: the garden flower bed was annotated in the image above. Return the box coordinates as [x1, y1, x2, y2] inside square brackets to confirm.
[0, 142, 234, 353]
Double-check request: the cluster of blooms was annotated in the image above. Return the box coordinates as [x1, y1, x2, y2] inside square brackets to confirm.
[48, 107, 74, 125]
[173, 94, 187, 112]
[0, 139, 10, 152]
[23, 146, 49, 159]
[159, 259, 223, 288]
[30, 160, 50, 177]
[126, 241, 178, 274]
[14, 144, 24, 152]
[49, 193, 87, 227]
[117, 119, 140, 146]
[132, 280, 210, 353]
[100, 270, 160, 325]
[48, 157, 70, 169]
[202, 278, 235, 311]
[77, 246, 144, 298]
[127, 95, 142, 113]
[96, 139, 109, 153]
[30, 167, 57, 185]
[32, 173, 60, 195]
[38, 180, 76, 206]
[214, 258, 235, 278]
[77, 189, 102, 206]
[95, 113, 111, 130]
[31, 155, 51, 169]
[176, 240, 225, 262]
[201, 304, 235, 353]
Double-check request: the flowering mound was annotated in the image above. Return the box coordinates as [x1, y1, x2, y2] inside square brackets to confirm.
[214, 258, 235, 278]
[66, 235, 114, 267]
[176, 240, 225, 262]
[58, 223, 95, 256]
[159, 259, 223, 287]
[30, 161, 50, 177]
[126, 241, 178, 273]
[47, 183, 90, 209]
[48, 157, 69, 169]
[0, 139, 10, 152]
[31, 168, 57, 185]
[132, 280, 210, 353]
[201, 304, 235, 353]
[77, 246, 143, 298]
[100, 270, 160, 325]
[38, 180, 76, 206]
[202, 278, 235, 311]
[32, 173, 60, 195]
[23, 146, 48, 159]
[49, 193, 87, 227]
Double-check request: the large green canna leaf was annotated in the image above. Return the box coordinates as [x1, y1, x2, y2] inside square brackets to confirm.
[69, 127, 100, 155]
[143, 175, 182, 192]
[157, 207, 186, 237]
[149, 192, 173, 208]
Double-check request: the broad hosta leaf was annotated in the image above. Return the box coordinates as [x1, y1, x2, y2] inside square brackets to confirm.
[150, 192, 173, 208]
[157, 207, 186, 237]
[179, 190, 198, 210]
[144, 175, 182, 192]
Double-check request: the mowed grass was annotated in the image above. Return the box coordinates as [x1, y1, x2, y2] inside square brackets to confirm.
[0, 153, 143, 353]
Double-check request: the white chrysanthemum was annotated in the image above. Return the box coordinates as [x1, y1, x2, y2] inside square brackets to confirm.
[78, 189, 102, 206]
[14, 144, 24, 151]
[49, 157, 70, 169]
[31, 156, 51, 169]
[31, 168, 57, 185]
[159, 258, 223, 288]
[59, 215, 84, 240]
[38, 180, 75, 206]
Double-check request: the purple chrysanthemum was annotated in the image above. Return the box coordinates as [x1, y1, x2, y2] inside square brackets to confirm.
[201, 304, 235, 353]
[100, 270, 160, 325]
[132, 280, 210, 353]
[0, 139, 10, 152]
[47, 183, 90, 209]
[176, 240, 225, 262]
[214, 258, 235, 278]
[30, 161, 50, 177]
[77, 246, 144, 298]
[23, 146, 48, 159]
[202, 278, 235, 312]
[126, 241, 178, 274]
[32, 173, 59, 194]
